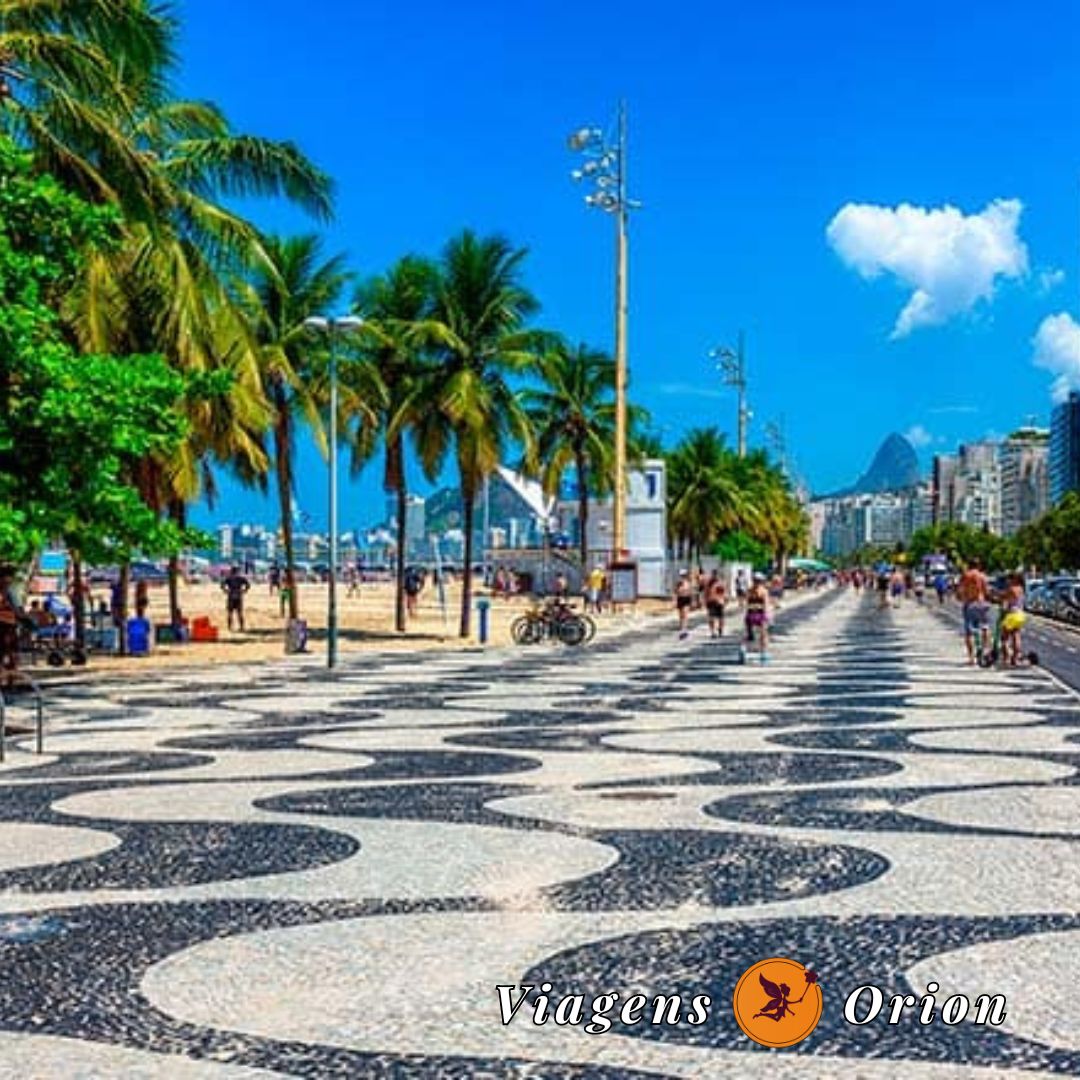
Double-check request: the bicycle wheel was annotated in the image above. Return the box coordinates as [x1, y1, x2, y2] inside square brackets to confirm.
[558, 616, 587, 646]
[580, 614, 597, 643]
[511, 616, 539, 645]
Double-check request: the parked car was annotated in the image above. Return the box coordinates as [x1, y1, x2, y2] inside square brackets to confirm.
[1026, 581, 1052, 616]
[1048, 578, 1080, 625]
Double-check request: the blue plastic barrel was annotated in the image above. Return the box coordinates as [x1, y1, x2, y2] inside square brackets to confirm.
[127, 617, 151, 655]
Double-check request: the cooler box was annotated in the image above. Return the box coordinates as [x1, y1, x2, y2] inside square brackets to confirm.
[191, 616, 218, 643]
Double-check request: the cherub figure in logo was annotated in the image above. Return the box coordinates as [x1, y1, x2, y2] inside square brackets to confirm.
[753, 969, 818, 1023]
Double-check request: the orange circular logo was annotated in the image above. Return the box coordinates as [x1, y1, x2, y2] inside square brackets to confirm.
[732, 956, 822, 1048]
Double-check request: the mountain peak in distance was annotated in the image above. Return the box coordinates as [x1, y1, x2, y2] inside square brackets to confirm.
[830, 432, 920, 496]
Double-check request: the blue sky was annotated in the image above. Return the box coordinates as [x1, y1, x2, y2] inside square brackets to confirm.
[177, 0, 1080, 528]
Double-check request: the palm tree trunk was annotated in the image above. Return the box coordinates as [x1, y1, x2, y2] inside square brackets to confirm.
[576, 450, 589, 569]
[395, 468, 407, 634]
[117, 562, 130, 656]
[71, 552, 86, 649]
[167, 498, 185, 627]
[459, 478, 476, 638]
[273, 384, 299, 622]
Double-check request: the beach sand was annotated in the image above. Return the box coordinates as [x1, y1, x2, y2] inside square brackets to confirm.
[28, 579, 674, 680]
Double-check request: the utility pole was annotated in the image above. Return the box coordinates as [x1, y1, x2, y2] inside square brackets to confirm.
[710, 330, 748, 457]
[612, 100, 629, 556]
[569, 101, 639, 556]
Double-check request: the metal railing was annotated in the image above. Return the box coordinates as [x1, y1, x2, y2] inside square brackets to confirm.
[0, 679, 44, 763]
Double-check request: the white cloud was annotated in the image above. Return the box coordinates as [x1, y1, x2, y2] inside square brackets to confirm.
[1033, 312, 1080, 403]
[903, 424, 934, 448]
[826, 199, 1029, 338]
[1039, 268, 1066, 293]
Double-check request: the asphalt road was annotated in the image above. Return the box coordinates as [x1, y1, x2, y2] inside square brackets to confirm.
[931, 597, 1080, 693]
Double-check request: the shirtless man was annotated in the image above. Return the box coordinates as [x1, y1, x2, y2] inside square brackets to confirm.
[705, 572, 727, 638]
[957, 559, 990, 665]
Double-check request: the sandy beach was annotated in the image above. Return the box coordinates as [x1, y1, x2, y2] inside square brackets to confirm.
[25, 579, 675, 680]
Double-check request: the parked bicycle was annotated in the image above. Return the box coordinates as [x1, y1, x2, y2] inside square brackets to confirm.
[511, 598, 595, 646]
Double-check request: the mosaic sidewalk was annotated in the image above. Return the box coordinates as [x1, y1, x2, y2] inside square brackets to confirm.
[0, 589, 1077, 1078]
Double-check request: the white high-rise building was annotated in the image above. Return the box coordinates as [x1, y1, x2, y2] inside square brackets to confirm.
[1000, 428, 1049, 536]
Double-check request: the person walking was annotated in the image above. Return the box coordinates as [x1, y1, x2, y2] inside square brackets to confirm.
[221, 565, 251, 632]
[735, 569, 749, 608]
[957, 559, 990, 665]
[134, 578, 150, 620]
[674, 570, 693, 640]
[933, 570, 948, 605]
[889, 567, 905, 609]
[1000, 573, 1027, 667]
[744, 572, 772, 659]
[404, 565, 424, 619]
[0, 566, 29, 692]
[705, 571, 727, 638]
[585, 563, 606, 615]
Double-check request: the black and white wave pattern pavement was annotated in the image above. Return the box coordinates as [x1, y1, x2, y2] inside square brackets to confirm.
[0, 589, 1078, 1077]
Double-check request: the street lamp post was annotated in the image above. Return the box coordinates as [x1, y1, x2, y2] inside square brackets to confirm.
[569, 102, 640, 557]
[303, 314, 363, 669]
[710, 331, 748, 457]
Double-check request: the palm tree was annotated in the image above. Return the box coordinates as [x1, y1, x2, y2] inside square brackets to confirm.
[666, 428, 748, 564]
[65, 94, 333, 624]
[414, 231, 540, 638]
[0, 0, 173, 218]
[245, 234, 351, 621]
[350, 256, 438, 632]
[522, 341, 616, 569]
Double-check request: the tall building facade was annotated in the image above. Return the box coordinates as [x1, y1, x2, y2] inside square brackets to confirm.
[1050, 391, 1080, 504]
[932, 454, 957, 525]
[385, 494, 427, 557]
[932, 441, 1002, 533]
[1000, 428, 1049, 535]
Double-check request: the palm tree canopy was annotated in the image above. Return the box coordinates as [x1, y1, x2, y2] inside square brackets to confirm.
[522, 341, 615, 496]
[349, 254, 439, 489]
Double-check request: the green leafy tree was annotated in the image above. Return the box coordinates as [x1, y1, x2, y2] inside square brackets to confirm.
[0, 138, 191, 583]
[908, 522, 1016, 572]
[1014, 493, 1080, 572]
